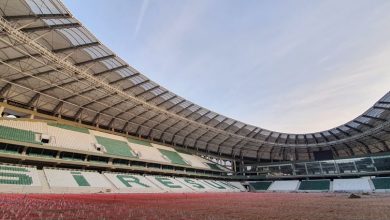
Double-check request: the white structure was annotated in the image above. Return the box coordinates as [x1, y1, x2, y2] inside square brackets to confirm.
[0, 164, 42, 193]
[332, 178, 372, 192]
[268, 180, 299, 192]
[146, 176, 194, 193]
[43, 168, 112, 193]
[104, 172, 164, 193]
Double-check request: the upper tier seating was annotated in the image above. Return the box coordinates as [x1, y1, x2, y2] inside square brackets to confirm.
[127, 137, 152, 147]
[0, 120, 47, 134]
[332, 178, 372, 192]
[371, 177, 390, 191]
[249, 181, 273, 191]
[0, 125, 41, 145]
[178, 153, 210, 169]
[47, 125, 97, 152]
[298, 180, 330, 191]
[103, 172, 164, 193]
[205, 162, 223, 171]
[95, 136, 136, 158]
[47, 122, 89, 134]
[268, 180, 299, 191]
[158, 149, 188, 166]
[0, 119, 225, 170]
[130, 143, 169, 163]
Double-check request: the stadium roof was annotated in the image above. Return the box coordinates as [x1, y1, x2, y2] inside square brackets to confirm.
[0, 0, 389, 162]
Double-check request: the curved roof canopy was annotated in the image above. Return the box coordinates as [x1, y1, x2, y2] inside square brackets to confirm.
[0, 0, 389, 162]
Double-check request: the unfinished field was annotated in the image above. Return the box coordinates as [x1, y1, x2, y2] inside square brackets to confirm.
[0, 192, 390, 220]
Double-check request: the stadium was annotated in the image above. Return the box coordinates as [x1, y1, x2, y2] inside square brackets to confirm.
[0, 0, 389, 219]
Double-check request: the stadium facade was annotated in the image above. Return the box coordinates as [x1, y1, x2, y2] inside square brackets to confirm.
[0, 0, 389, 193]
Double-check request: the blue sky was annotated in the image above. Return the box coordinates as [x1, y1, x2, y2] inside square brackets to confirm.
[63, 0, 390, 133]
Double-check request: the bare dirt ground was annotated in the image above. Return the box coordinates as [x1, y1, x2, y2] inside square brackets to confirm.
[0, 192, 390, 219]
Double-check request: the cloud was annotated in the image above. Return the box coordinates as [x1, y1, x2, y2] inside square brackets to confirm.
[133, 0, 150, 39]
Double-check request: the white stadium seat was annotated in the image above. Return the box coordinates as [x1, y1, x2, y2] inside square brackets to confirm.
[43, 168, 112, 193]
[268, 180, 300, 192]
[332, 178, 372, 192]
[103, 172, 164, 193]
[145, 175, 194, 193]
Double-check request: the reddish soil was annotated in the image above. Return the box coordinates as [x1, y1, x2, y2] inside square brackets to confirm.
[0, 192, 390, 219]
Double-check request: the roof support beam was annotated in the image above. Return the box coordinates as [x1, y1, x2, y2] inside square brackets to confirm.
[75, 55, 115, 66]
[355, 140, 372, 154]
[353, 120, 374, 128]
[373, 105, 390, 111]
[0, 84, 12, 99]
[369, 135, 390, 151]
[135, 85, 159, 97]
[362, 114, 386, 122]
[4, 14, 71, 21]
[21, 23, 80, 32]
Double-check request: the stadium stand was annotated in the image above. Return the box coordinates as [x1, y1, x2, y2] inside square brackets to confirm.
[176, 178, 213, 192]
[103, 172, 164, 193]
[0, 164, 41, 193]
[0, 119, 225, 171]
[131, 143, 170, 163]
[158, 149, 188, 165]
[205, 162, 223, 171]
[199, 180, 232, 192]
[0, 0, 389, 201]
[268, 180, 300, 192]
[178, 153, 210, 169]
[146, 176, 195, 193]
[0, 125, 41, 145]
[47, 125, 97, 152]
[248, 181, 273, 191]
[43, 168, 112, 193]
[95, 136, 136, 158]
[128, 137, 152, 147]
[298, 180, 331, 191]
[332, 178, 372, 192]
[371, 177, 390, 191]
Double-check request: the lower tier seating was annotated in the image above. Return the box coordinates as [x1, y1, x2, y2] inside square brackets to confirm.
[372, 177, 390, 191]
[0, 164, 41, 193]
[268, 180, 299, 191]
[248, 181, 273, 191]
[103, 172, 164, 193]
[333, 178, 372, 192]
[298, 180, 330, 191]
[0, 163, 243, 194]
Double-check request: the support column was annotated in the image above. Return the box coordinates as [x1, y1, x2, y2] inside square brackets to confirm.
[0, 106, 4, 117]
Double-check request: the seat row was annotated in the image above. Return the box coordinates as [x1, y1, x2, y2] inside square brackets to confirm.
[248, 178, 390, 192]
[0, 163, 245, 194]
[0, 119, 223, 171]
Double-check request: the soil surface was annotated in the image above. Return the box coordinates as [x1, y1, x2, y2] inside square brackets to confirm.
[0, 192, 389, 219]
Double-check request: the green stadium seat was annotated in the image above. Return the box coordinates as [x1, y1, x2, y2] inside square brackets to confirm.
[127, 138, 152, 147]
[95, 136, 136, 158]
[0, 125, 41, 145]
[47, 123, 90, 134]
[249, 181, 273, 191]
[372, 177, 390, 190]
[205, 162, 222, 171]
[298, 180, 330, 191]
[158, 149, 188, 165]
